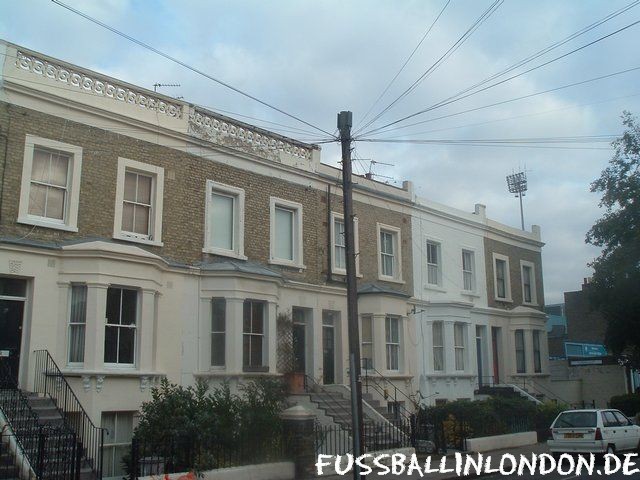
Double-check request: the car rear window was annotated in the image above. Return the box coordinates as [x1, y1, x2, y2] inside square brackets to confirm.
[554, 412, 597, 428]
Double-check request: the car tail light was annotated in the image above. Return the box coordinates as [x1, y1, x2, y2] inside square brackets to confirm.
[595, 428, 602, 440]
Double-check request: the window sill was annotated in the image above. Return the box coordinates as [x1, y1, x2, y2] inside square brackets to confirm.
[494, 296, 513, 303]
[18, 216, 78, 232]
[269, 258, 306, 270]
[331, 270, 364, 278]
[113, 233, 163, 247]
[202, 248, 248, 260]
[242, 366, 269, 373]
[522, 301, 539, 307]
[194, 371, 281, 378]
[461, 290, 480, 298]
[61, 368, 165, 378]
[378, 275, 405, 285]
[423, 284, 446, 293]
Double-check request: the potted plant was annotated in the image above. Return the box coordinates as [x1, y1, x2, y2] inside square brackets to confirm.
[277, 311, 305, 394]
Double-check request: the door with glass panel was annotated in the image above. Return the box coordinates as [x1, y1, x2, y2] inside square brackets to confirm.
[0, 278, 27, 383]
[322, 311, 336, 385]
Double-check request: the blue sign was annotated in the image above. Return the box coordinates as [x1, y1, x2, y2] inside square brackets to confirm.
[564, 342, 607, 358]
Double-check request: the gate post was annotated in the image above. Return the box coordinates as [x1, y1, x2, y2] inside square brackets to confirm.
[280, 405, 316, 479]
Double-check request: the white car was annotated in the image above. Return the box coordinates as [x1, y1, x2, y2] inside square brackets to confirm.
[548, 409, 640, 456]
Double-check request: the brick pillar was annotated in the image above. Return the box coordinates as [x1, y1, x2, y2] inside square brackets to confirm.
[280, 405, 316, 479]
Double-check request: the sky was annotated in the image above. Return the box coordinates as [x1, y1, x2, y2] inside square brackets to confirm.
[1, 0, 639, 304]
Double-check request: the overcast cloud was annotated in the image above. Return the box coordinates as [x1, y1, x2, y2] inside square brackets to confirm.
[2, 0, 638, 304]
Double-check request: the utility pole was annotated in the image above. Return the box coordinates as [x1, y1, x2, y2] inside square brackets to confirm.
[337, 111, 365, 479]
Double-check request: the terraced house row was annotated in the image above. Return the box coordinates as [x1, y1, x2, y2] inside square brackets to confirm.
[0, 40, 547, 479]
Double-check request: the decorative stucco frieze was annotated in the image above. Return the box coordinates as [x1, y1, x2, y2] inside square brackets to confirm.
[188, 109, 313, 161]
[14, 51, 184, 119]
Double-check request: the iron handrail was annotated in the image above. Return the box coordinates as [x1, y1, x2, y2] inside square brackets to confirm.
[361, 359, 416, 421]
[0, 358, 80, 479]
[33, 349, 105, 479]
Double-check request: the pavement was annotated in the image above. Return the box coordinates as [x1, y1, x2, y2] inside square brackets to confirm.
[315, 442, 640, 479]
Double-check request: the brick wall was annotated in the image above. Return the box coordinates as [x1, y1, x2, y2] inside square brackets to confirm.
[565, 284, 607, 344]
[0, 102, 412, 293]
[483, 236, 544, 310]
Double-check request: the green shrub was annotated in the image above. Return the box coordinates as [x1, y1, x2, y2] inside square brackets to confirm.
[610, 393, 640, 417]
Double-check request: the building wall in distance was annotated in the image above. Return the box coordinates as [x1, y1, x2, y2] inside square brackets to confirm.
[565, 281, 607, 345]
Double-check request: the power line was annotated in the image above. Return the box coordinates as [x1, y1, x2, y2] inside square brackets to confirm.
[356, 0, 451, 130]
[355, 0, 503, 135]
[355, 65, 640, 137]
[360, 18, 640, 137]
[51, 0, 335, 138]
[414, 0, 640, 121]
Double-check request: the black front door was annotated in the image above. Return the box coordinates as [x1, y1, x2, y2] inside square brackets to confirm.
[322, 325, 335, 384]
[292, 323, 306, 373]
[0, 299, 25, 382]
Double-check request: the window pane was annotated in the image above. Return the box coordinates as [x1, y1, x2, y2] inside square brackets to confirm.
[211, 193, 234, 250]
[250, 336, 263, 367]
[243, 335, 250, 366]
[115, 413, 133, 443]
[433, 322, 443, 346]
[381, 232, 393, 254]
[434, 347, 444, 371]
[427, 242, 437, 264]
[31, 149, 50, 182]
[70, 285, 87, 324]
[133, 204, 150, 235]
[136, 174, 152, 204]
[211, 333, 225, 367]
[243, 301, 251, 333]
[0, 278, 27, 297]
[362, 344, 373, 369]
[455, 348, 464, 370]
[382, 254, 394, 277]
[427, 264, 438, 285]
[28, 184, 47, 217]
[252, 302, 263, 333]
[361, 316, 372, 342]
[68, 324, 85, 363]
[124, 172, 137, 202]
[121, 203, 135, 232]
[121, 289, 137, 326]
[101, 413, 116, 443]
[104, 326, 118, 363]
[211, 299, 225, 332]
[496, 260, 506, 298]
[118, 328, 135, 364]
[275, 207, 294, 260]
[45, 187, 65, 220]
[106, 288, 121, 325]
[334, 219, 345, 246]
[49, 153, 69, 187]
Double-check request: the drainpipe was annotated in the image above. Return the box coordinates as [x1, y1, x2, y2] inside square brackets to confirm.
[326, 184, 332, 283]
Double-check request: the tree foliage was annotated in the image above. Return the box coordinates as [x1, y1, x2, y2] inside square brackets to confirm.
[586, 111, 640, 367]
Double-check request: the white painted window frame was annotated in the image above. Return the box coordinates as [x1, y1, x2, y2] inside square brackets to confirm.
[360, 314, 374, 370]
[330, 211, 360, 276]
[492, 253, 512, 302]
[18, 135, 82, 232]
[520, 260, 538, 305]
[432, 321, 444, 372]
[113, 158, 164, 246]
[425, 239, 442, 287]
[377, 223, 403, 283]
[385, 315, 401, 372]
[454, 322, 466, 371]
[461, 249, 476, 293]
[67, 283, 87, 367]
[103, 286, 139, 369]
[203, 180, 246, 259]
[269, 197, 305, 268]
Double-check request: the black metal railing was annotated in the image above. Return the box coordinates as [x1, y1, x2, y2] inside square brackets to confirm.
[0, 359, 81, 480]
[361, 361, 416, 422]
[33, 350, 105, 479]
[315, 418, 414, 456]
[129, 430, 287, 478]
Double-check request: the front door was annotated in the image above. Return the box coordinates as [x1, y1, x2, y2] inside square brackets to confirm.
[292, 323, 306, 374]
[491, 327, 500, 385]
[476, 336, 483, 388]
[0, 278, 27, 382]
[322, 324, 335, 384]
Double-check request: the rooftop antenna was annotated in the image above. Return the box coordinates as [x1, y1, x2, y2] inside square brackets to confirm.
[506, 170, 528, 230]
[153, 83, 181, 92]
[365, 159, 394, 180]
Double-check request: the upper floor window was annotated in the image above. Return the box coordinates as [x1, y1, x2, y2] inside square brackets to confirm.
[211, 298, 226, 367]
[331, 212, 360, 275]
[385, 316, 400, 371]
[243, 300, 266, 371]
[515, 329, 526, 373]
[104, 287, 137, 366]
[493, 253, 512, 301]
[113, 158, 164, 246]
[18, 135, 82, 232]
[432, 321, 444, 371]
[68, 284, 87, 365]
[270, 198, 304, 268]
[204, 181, 246, 259]
[462, 250, 475, 292]
[521, 261, 537, 305]
[377, 223, 402, 282]
[454, 323, 466, 371]
[426, 240, 441, 286]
